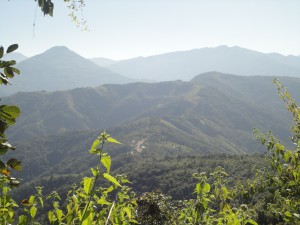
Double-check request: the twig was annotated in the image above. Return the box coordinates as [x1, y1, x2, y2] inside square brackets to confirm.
[105, 201, 115, 225]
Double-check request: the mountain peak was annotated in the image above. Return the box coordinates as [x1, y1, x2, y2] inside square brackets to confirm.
[46, 46, 71, 52]
[27, 46, 85, 63]
[41, 46, 76, 57]
[191, 71, 235, 82]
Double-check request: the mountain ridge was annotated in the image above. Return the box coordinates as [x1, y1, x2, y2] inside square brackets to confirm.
[0, 46, 134, 96]
[3, 72, 298, 149]
[106, 46, 300, 81]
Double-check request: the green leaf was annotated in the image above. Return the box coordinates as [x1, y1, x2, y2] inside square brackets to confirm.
[195, 183, 201, 194]
[107, 137, 121, 144]
[38, 197, 44, 207]
[220, 203, 230, 212]
[18, 215, 29, 225]
[30, 205, 37, 219]
[56, 209, 63, 221]
[82, 210, 94, 225]
[4, 67, 14, 78]
[48, 211, 55, 223]
[203, 183, 210, 193]
[103, 173, 121, 187]
[11, 67, 20, 75]
[285, 211, 292, 218]
[0, 145, 9, 155]
[101, 155, 111, 173]
[83, 177, 94, 195]
[0, 73, 9, 85]
[7, 158, 22, 171]
[0, 160, 6, 171]
[284, 151, 292, 162]
[90, 167, 99, 177]
[49, 2, 54, 17]
[0, 46, 4, 59]
[29, 196, 36, 205]
[2, 105, 21, 118]
[38, 0, 44, 7]
[97, 197, 111, 205]
[123, 207, 132, 220]
[0, 105, 21, 125]
[6, 44, 18, 54]
[89, 139, 100, 154]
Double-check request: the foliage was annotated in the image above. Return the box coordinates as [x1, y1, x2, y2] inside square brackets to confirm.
[250, 80, 300, 224]
[132, 80, 300, 225]
[35, 0, 88, 30]
[134, 167, 258, 225]
[17, 132, 137, 225]
[35, 0, 54, 16]
[0, 44, 22, 224]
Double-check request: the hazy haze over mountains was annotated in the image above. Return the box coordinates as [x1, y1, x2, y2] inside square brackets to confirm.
[106, 46, 300, 81]
[0, 46, 133, 96]
[89, 57, 116, 67]
[2, 45, 299, 96]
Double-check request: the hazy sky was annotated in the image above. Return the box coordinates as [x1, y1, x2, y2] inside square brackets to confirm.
[1, 0, 299, 60]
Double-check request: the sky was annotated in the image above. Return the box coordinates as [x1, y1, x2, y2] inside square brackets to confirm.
[1, 0, 300, 60]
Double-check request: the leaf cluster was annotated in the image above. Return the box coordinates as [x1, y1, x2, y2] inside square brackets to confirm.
[0, 44, 22, 224]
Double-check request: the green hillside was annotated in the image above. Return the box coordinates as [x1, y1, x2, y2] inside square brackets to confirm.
[3, 73, 300, 202]
[3, 73, 299, 144]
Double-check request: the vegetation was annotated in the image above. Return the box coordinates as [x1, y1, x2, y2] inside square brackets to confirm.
[0, 44, 22, 224]
[35, 0, 87, 30]
[1, 70, 300, 224]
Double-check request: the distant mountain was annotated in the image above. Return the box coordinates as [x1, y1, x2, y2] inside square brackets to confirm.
[89, 57, 116, 67]
[107, 46, 300, 81]
[267, 53, 300, 69]
[0, 46, 133, 96]
[2, 52, 28, 63]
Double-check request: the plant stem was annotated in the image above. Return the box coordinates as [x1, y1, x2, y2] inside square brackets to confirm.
[80, 140, 104, 225]
[105, 201, 115, 225]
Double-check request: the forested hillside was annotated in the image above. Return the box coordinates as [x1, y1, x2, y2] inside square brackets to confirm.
[3, 73, 300, 208]
[4, 72, 300, 143]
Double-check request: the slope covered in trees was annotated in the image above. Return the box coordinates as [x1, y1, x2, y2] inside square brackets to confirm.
[4, 73, 300, 144]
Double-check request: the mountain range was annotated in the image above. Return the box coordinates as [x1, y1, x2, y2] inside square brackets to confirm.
[0, 46, 133, 96]
[105, 46, 300, 81]
[5, 72, 299, 199]
[2, 45, 300, 96]
[2, 45, 300, 199]
[4, 72, 299, 149]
